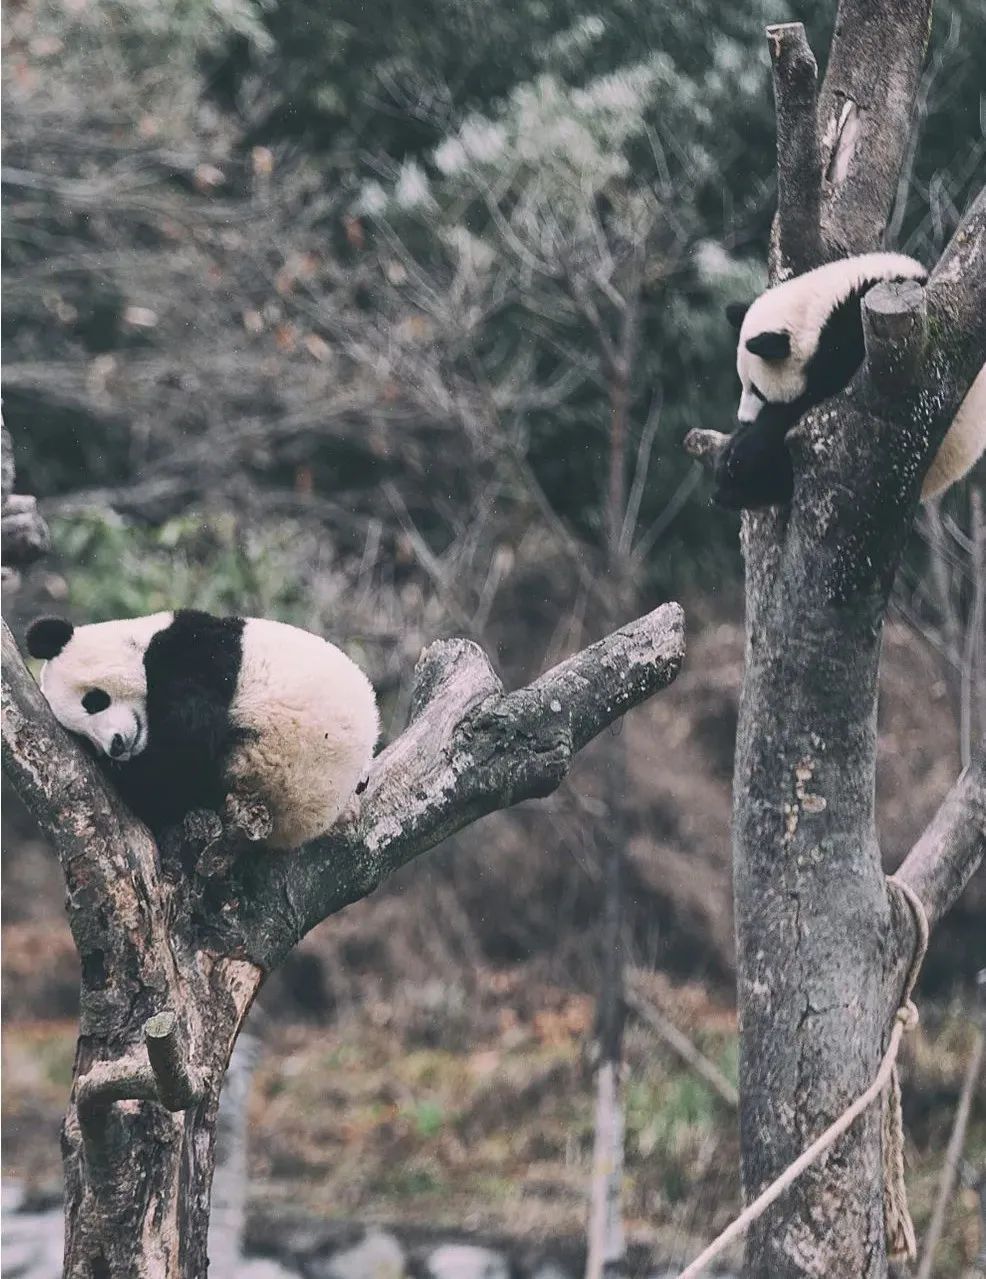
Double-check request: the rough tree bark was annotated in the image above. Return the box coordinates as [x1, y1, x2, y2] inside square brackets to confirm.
[2, 423, 51, 587]
[686, 4, 985, 1275]
[1, 594, 684, 1277]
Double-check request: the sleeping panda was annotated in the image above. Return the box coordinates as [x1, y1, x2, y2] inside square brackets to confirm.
[713, 252, 986, 509]
[26, 609, 379, 851]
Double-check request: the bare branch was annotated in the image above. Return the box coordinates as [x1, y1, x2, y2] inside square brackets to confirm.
[767, 23, 823, 275]
[683, 428, 729, 470]
[927, 185, 986, 388]
[817, 0, 933, 254]
[896, 742, 986, 929]
[219, 602, 686, 967]
[625, 977, 738, 1108]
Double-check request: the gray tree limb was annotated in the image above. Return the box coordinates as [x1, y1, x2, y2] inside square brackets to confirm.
[767, 23, 823, 276]
[896, 743, 986, 930]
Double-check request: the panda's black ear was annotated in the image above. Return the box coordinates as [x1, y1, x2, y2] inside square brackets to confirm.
[746, 330, 791, 360]
[725, 301, 749, 331]
[26, 616, 75, 659]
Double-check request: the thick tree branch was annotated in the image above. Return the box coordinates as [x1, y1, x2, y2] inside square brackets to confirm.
[896, 743, 986, 930]
[220, 602, 686, 967]
[767, 23, 823, 276]
[926, 184, 986, 388]
[817, 0, 933, 255]
[3, 602, 685, 975]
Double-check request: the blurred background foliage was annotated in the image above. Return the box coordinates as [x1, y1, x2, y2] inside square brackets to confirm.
[4, 0, 983, 623]
[3, 0, 985, 1270]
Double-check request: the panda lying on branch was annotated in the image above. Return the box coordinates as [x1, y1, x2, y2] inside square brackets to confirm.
[26, 609, 379, 851]
[713, 252, 986, 509]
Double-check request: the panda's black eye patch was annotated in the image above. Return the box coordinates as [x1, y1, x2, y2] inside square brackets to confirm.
[82, 688, 111, 714]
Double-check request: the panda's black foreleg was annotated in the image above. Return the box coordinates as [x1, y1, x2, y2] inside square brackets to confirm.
[712, 406, 798, 510]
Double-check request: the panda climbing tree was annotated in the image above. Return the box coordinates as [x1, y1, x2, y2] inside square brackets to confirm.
[682, 12, 986, 1279]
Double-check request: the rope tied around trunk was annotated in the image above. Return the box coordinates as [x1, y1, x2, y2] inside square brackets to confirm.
[675, 874, 928, 1279]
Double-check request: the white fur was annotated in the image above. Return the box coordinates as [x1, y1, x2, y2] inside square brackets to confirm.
[735, 253, 927, 419]
[229, 619, 379, 848]
[922, 363, 986, 499]
[39, 613, 171, 761]
[37, 613, 379, 850]
[735, 253, 986, 499]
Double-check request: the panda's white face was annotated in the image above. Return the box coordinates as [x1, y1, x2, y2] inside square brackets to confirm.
[735, 340, 805, 422]
[41, 658, 147, 762]
[730, 296, 807, 422]
[728, 252, 930, 423]
[27, 615, 171, 762]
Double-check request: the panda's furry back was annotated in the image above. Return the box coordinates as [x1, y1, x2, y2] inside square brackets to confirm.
[114, 610, 379, 850]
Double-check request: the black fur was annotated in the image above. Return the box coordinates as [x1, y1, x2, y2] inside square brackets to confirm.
[27, 616, 75, 659]
[715, 272, 926, 510]
[746, 330, 790, 360]
[713, 401, 800, 509]
[111, 610, 249, 835]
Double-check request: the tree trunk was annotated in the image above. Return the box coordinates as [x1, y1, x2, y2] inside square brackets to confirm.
[2, 598, 685, 1276]
[61, 966, 258, 1278]
[686, 7, 986, 1274]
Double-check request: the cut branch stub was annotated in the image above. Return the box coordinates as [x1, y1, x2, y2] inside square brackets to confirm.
[767, 22, 823, 276]
[145, 1010, 207, 1111]
[862, 279, 928, 398]
[683, 428, 729, 470]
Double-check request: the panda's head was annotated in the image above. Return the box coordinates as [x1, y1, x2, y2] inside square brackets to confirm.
[725, 254, 930, 424]
[26, 615, 157, 762]
[726, 297, 803, 423]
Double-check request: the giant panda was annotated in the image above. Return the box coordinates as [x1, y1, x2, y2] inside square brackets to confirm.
[26, 609, 379, 851]
[713, 252, 986, 509]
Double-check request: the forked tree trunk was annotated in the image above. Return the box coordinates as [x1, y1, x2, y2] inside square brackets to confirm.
[2, 601, 685, 1276]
